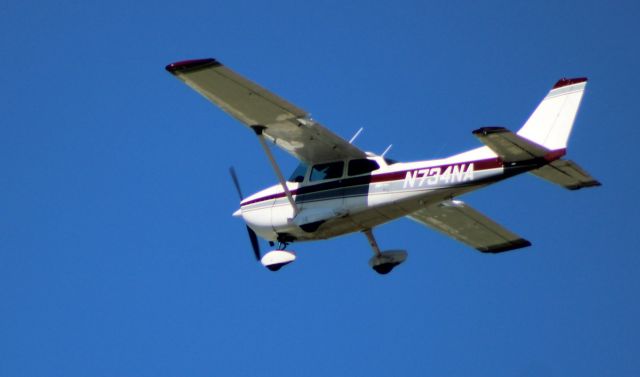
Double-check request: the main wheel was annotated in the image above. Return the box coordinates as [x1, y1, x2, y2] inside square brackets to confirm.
[372, 262, 398, 275]
[368, 250, 408, 275]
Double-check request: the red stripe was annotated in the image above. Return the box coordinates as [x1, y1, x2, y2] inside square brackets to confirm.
[240, 157, 503, 206]
[165, 58, 220, 74]
[544, 148, 566, 161]
[552, 77, 587, 89]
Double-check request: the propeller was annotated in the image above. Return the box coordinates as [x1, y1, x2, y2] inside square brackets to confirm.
[229, 167, 261, 261]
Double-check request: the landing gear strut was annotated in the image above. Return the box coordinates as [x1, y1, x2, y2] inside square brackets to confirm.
[363, 229, 408, 275]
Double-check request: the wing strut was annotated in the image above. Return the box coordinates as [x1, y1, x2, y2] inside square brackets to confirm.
[251, 125, 299, 218]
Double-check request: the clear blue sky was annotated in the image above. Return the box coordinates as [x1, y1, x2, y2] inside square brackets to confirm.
[2, 1, 639, 376]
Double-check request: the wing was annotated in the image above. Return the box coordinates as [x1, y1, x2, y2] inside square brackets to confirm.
[408, 200, 531, 253]
[166, 58, 366, 164]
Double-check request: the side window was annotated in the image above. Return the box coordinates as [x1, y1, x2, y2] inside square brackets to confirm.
[288, 163, 308, 182]
[310, 161, 344, 182]
[348, 159, 380, 176]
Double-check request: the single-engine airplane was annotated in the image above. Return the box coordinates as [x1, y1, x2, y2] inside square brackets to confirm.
[166, 58, 600, 274]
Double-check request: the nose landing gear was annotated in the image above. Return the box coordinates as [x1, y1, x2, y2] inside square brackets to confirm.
[260, 249, 296, 271]
[261, 240, 296, 271]
[363, 229, 408, 275]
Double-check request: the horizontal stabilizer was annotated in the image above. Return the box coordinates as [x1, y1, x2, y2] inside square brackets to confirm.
[472, 127, 563, 162]
[530, 159, 601, 190]
[408, 200, 531, 253]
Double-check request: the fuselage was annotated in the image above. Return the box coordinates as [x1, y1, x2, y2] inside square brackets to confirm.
[235, 146, 535, 243]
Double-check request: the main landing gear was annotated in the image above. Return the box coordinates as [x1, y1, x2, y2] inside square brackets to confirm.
[260, 232, 407, 274]
[363, 229, 408, 275]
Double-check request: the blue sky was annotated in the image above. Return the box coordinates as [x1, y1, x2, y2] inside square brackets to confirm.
[2, 0, 639, 376]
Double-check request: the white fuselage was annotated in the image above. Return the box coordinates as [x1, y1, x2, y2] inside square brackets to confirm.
[236, 147, 510, 243]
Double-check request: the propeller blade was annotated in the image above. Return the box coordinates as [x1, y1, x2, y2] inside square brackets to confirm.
[229, 166, 244, 200]
[246, 226, 261, 261]
[230, 167, 261, 261]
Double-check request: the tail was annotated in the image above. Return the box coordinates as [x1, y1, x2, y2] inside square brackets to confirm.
[516, 78, 587, 151]
[473, 78, 600, 190]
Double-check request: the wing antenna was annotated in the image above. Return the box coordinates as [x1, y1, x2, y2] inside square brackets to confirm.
[349, 127, 364, 144]
[381, 144, 393, 157]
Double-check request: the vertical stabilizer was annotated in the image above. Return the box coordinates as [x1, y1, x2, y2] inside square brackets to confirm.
[517, 78, 587, 151]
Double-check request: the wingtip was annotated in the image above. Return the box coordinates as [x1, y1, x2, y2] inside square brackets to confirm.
[165, 58, 220, 74]
[567, 180, 602, 190]
[478, 239, 532, 253]
[552, 77, 588, 90]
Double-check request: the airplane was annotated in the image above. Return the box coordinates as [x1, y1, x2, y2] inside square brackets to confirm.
[166, 58, 601, 274]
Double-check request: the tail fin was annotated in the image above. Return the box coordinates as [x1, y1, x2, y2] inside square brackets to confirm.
[517, 78, 587, 151]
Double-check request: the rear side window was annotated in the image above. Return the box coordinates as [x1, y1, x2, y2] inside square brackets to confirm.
[310, 161, 344, 182]
[348, 159, 380, 176]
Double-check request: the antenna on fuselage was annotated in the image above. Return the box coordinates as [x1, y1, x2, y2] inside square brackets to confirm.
[349, 127, 364, 144]
[381, 144, 393, 158]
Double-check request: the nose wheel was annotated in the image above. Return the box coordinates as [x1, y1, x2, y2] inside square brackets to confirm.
[363, 229, 408, 274]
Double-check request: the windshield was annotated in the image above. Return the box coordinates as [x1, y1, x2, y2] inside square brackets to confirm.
[288, 163, 308, 182]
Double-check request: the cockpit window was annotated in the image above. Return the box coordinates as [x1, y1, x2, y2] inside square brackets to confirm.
[348, 159, 380, 176]
[288, 163, 308, 182]
[310, 161, 344, 182]
[384, 157, 398, 165]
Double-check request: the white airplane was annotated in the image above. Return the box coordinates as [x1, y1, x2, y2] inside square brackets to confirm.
[166, 58, 600, 274]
